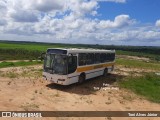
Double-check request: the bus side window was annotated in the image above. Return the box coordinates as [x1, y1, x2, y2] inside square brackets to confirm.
[68, 56, 77, 74]
[87, 53, 94, 65]
[111, 53, 115, 61]
[100, 53, 107, 63]
[78, 53, 87, 66]
[95, 53, 101, 64]
[106, 53, 110, 62]
[106, 53, 115, 62]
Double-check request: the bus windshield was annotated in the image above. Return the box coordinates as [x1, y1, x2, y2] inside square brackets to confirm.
[44, 54, 67, 75]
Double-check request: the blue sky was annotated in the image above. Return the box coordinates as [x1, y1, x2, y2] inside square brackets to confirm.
[97, 0, 160, 23]
[0, 0, 160, 46]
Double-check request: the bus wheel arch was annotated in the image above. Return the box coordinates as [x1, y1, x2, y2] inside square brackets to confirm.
[78, 72, 86, 83]
[103, 68, 108, 77]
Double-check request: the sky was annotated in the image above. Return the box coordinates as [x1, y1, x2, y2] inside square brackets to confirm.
[0, 0, 160, 46]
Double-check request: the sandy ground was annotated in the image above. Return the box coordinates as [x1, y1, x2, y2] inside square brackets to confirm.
[0, 60, 41, 63]
[0, 64, 160, 120]
[117, 55, 150, 62]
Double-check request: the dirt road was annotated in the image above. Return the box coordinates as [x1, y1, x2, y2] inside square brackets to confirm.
[0, 65, 159, 120]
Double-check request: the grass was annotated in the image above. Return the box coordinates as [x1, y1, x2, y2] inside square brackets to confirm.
[0, 42, 84, 51]
[6, 72, 18, 78]
[116, 55, 160, 103]
[0, 67, 43, 78]
[0, 41, 160, 61]
[119, 73, 160, 103]
[116, 58, 160, 70]
[0, 48, 43, 60]
[116, 50, 160, 61]
[0, 42, 85, 60]
[0, 61, 42, 68]
[0, 42, 64, 51]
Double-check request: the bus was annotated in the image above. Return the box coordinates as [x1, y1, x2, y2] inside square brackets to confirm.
[42, 48, 115, 85]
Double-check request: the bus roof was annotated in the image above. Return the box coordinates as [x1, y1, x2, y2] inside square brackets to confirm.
[47, 48, 115, 54]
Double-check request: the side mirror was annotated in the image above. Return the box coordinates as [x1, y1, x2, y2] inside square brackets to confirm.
[68, 53, 73, 56]
[39, 52, 46, 61]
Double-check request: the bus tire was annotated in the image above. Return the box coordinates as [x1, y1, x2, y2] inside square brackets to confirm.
[103, 68, 108, 77]
[78, 73, 85, 84]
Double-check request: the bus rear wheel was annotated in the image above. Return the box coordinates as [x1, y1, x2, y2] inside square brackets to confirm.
[103, 68, 108, 77]
[78, 74, 85, 84]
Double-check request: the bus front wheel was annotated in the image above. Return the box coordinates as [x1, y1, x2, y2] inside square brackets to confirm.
[78, 74, 85, 84]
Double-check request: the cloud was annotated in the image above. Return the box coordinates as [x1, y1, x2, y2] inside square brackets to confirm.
[0, 0, 160, 46]
[0, 0, 7, 17]
[0, 0, 7, 9]
[156, 20, 160, 27]
[0, 19, 7, 26]
[66, 0, 98, 18]
[5, 0, 98, 23]
[104, 30, 160, 42]
[31, 14, 135, 35]
[9, 10, 39, 22]
[95, 0, 126, 3]
[7, 0, 65, 12]
[97, 15, 136, 29]
[114, 15, 135, 26]
[31, 0, 64, 12]
[5, 0, 66, 23]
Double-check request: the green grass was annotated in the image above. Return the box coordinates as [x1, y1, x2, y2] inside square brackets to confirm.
[116, 50, 160, 61]
[0, 42, 84, 51]
[5, 72, 18, 78]
[0, 43, 62, 51]
[116, 58, 160, 70]
[119, 73, 160, 103]
[0, 48, 43, 60]
[0, 61, 42, 68]
[0, 41, 159, 61]
[0, 42, 87, 60]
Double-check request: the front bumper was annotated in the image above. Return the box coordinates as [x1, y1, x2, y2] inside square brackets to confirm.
[43, 72, 68, 85]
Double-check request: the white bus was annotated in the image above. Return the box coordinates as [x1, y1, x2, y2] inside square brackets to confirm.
[43, 48, 115, 85]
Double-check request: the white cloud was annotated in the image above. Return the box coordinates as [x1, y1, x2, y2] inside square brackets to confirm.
[31, 0, 64, 12]
[66, 0, 98, 18]
[5, 0, 66, 23]
[4, 0, 98, 22]
[104, 30, 160, 42]
[0, 0, 7, 9]
[0, 0, 7, 18]
[156, 20, 160, 27]
[7, 0, 65, 12]
[114, 15, 136, 26]
[95, 0, 126, 3]
[97, 15, 135, 29]
[9, 10, 39, 22]
[0, 19, 7, 26]
[0, 0, 160, 46]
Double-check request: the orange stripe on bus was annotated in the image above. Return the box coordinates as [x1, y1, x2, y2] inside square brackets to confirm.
[76, 66, 93, 72]
[103, 63, 114, 67]
[76, 62, 115, 72]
